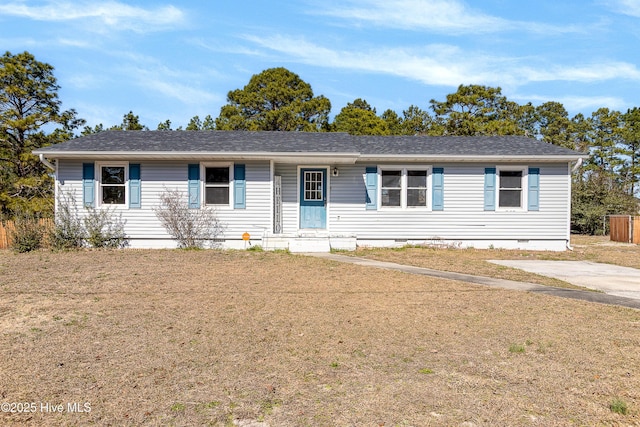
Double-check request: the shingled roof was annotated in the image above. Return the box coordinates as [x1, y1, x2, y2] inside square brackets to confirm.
[34, 130, 584, 161]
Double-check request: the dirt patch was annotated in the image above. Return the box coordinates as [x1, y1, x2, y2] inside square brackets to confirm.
[0, 249, 639, 426]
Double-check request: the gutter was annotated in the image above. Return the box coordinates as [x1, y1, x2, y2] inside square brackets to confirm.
[31, 151, 584, 163]
[31, 150, 361, 163]
[39, 154, 56, 171]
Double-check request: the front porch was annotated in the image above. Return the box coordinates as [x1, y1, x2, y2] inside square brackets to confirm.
[262, 231, 357, 253]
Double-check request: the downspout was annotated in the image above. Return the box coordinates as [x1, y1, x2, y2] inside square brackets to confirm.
[39, 154, 56, 171]
[567, 157, 584, 251]
[571, 157, 583, 173]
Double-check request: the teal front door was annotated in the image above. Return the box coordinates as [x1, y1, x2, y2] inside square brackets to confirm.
[300, 168, 327, 229]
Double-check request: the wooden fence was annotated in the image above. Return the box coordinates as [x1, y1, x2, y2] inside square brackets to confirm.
[610, 215, 640, 244]
[0, 219, 54, 250]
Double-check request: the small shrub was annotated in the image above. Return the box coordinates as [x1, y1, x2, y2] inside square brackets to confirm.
[154, 188, 224, 249]
[49, 191, 84, 250]
[170, 402, 186, 412]
[9, 212, 46, 253]
[247, 244, 263, 252]
[509, 343, 526, 353]
[83, 206, 128, 248]
[610, 398, 628, 415]
[418, 368, 434, 374]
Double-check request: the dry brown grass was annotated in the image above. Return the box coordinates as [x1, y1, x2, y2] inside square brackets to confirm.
[353, 235, 640, 290]
[1, 248, 639, 426]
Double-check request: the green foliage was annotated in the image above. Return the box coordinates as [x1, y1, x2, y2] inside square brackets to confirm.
[332, 98, 389, 135]
[49, 191, 128, 249]
[509, 343, 526, 353]
[170, 402, 186, 412]
[429, 84, 526, 136]
[572, 173, 639, 234]
[0, 51, 84, 217]
[215, 67, 331, 131]
[609, 398, 628, 415]
[9, 212, 46, 253]
[620, 107, 640, 196]
[49, 191, 85, 250]
[400, 105, 434, 135]
[156, 119, 172, 130]
[83, 206, 128, 248]
[81, 123, 104, 135]
[381, 109, 402, 135]
[535, 101, 576, 148]
[110, 111, 148, 131]
[186, 114, 215, 130]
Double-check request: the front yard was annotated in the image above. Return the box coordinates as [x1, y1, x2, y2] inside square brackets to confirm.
[0, 244, 639, 425]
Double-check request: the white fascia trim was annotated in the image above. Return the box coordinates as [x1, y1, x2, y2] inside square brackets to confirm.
[34, 151, 584, 164]
[32, 151, 360, 163]
[358, 154, 584, 162]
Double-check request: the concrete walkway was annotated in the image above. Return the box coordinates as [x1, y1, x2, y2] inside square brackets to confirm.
[304, 253, 640, 310]
[489, 260, 640, 300]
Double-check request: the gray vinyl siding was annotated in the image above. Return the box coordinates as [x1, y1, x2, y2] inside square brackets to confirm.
[56, 160, 271, 242]
[57, 159, 571, 246]
[328, 162, 570, 241]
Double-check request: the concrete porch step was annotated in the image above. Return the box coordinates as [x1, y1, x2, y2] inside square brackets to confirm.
[262, 233, 356, 253]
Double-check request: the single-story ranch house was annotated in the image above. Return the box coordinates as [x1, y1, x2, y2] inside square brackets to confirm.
[34, 131, 584, 252]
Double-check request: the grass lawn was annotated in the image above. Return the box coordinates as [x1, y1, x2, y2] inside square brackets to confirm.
[0, 244, 639, 426]
[352, 235, 640, 290]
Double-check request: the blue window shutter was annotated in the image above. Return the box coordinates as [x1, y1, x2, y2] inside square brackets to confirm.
[432, 167, 444, 211]
[188, 164, 200, 209]
[528, 167, 540, 211]
[484, 167, 496, 211]
[234, 164, 246, 209]
[365, 166, 377, 210]
[129, 164, 141, 208]
[82, 163, 95, 207]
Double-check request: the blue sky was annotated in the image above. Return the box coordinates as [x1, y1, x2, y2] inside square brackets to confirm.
[1, 0, 639, 129]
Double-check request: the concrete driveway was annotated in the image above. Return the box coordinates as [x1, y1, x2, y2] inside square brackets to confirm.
[489, 260, 640, 300]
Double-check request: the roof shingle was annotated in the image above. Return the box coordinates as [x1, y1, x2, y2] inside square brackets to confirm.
[34, 130, 584, 158]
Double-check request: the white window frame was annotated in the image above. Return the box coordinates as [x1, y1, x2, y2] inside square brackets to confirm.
[303, 170, 324, 201]
[96, 162, 129, 208]
[496, 166, 528, 212]
[201, 162, 234, 208]
[378, 166, 432, 210]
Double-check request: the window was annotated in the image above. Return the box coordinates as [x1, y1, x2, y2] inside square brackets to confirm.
[99, 164, 127, 205]
[407, 170, 427, 207]
[303, 171, 323, 201]
[381, 170, 401, 207]
[380, 168, 429, 208]
[498, 168, 525, 209]
[204, 166, 230, 205]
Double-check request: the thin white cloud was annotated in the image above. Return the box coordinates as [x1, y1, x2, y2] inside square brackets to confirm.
[313, 0, 583, 35]
[516, 94, 627, 114]
[56, 38, 92, 48]
[243, 34, 640, 89]
[518, 62, 640, 83]
[116, 58, 222, 107]
[0, 1, 186, 33]
[242, 34, 487, 86]
[604, 0, 640, 17]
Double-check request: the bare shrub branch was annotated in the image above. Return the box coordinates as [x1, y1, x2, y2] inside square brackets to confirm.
[153, 188, 224, 249]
